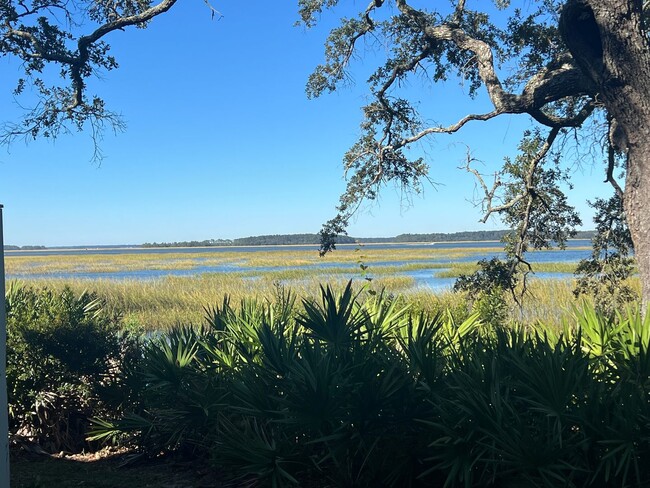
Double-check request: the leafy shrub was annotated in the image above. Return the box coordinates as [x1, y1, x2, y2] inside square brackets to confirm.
[454, 258, 514, 326]
[92, 282, 650, 487]
[6, 283, 135, 452]
[88, 294, 274, 457]
[471, 287, 509, 328]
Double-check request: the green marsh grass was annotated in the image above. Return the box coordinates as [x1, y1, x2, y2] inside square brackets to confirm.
[6, 252, 240, 275]
[5, 246, 497, 275]
[6, 243, 593, 276]
[508, 279, 587, 326]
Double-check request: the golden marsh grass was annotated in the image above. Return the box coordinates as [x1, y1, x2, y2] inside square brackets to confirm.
[6, 244, 612, 330]
[5, 246, 498, 275]
[13, 272, 629, 331]
[15, 273, 414, 330]
[434, 261, 580, 278]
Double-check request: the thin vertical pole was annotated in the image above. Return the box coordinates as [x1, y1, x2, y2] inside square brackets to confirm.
[0, 204, 9, 488]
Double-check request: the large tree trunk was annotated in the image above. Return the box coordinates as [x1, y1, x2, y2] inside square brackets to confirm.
[625, 138, 650, 311]
[565, 0, 650, 309]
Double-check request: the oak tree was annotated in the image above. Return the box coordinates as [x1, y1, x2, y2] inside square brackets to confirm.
[0, 0, 197, 159]
[302, 0, 650, 307]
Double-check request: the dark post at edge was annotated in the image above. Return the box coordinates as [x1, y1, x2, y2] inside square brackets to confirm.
[0, 204, 9, 487]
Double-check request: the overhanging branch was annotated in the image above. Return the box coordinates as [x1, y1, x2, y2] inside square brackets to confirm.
[1, 0, 187, 159]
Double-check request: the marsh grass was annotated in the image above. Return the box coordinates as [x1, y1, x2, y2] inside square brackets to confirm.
[7, 246, 609, 330]
[5, 247, 497, 275]
[434, 261, 580, 278]
[508, 279, 586, 326]
[6, 252, 241, 275]
[16, 273, 414, 330]
[6, 247, 580, 281]
[13, 273, 628, 331]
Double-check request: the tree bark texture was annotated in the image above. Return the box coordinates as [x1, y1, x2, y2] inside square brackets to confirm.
[565, 0, 650, 309]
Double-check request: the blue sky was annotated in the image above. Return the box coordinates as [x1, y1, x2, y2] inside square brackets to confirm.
[0, 1, 609, 246]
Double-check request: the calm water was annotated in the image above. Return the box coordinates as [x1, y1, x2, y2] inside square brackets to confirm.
[6, 240, 592, 290]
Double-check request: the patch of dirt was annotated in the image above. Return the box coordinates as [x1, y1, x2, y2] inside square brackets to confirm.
[11, 446, 224, 488]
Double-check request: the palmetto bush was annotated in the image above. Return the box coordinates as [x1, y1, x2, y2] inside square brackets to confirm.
[214, 285, 469, 487]
[91, 282, 650, 487]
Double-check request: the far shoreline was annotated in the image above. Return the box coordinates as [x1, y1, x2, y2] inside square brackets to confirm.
[3, 237, 595, 254]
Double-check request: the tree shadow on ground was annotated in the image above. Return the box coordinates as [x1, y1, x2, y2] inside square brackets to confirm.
[10, 448, 220, 488]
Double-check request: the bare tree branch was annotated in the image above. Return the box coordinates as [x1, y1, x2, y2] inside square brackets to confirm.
[470, 127, 561, 223]
[462, 126, 562, 304]
[397, 111, 500, 148]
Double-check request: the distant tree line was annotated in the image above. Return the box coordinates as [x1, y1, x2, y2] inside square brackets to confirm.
[4, 245, 46, 250]
[142, 234, 354, 247]
[141, 239, 236, 248]
[142, 230, 595, 248]
[393, 230, 596, 243]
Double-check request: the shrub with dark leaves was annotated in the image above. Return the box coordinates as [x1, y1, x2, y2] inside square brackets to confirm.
[6, 283, 136, 452]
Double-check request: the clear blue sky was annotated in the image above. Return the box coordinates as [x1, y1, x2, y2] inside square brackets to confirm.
[0, 1, 609, 246]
